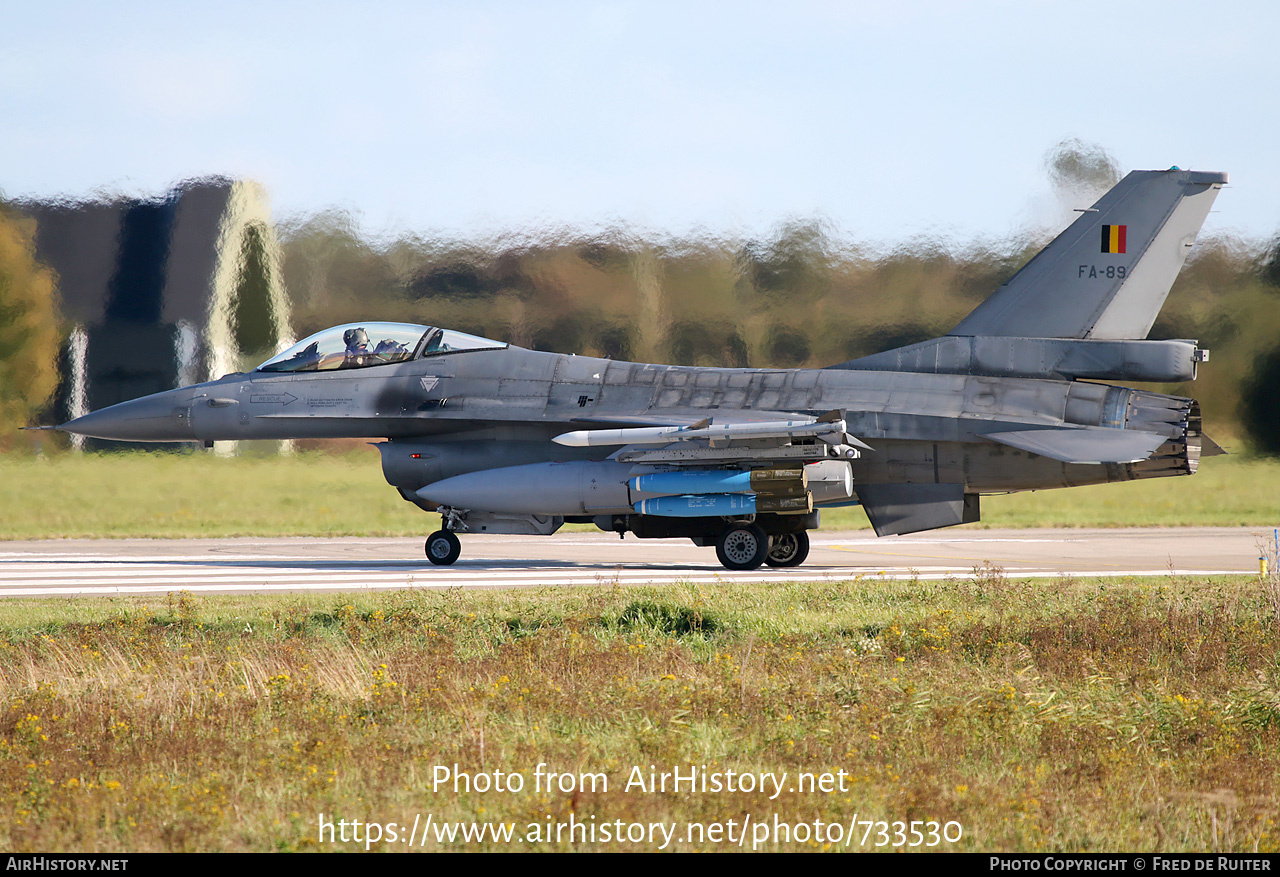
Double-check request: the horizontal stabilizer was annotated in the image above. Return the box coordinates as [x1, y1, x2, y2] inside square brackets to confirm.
[986, 427, 1168, 464]
[856, 483, 978, 537]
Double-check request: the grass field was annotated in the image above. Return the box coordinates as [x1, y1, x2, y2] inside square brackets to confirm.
[0, 447, 1277, 540]
[1, 570, 1277, 852]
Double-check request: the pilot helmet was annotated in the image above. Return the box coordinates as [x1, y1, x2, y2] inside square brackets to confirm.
[343, 327, 369, 349]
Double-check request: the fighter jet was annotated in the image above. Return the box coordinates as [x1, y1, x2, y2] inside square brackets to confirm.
[57, 168, 1228, 570]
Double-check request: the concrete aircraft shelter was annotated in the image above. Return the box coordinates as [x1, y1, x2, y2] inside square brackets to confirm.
[20, 178, 292, 449]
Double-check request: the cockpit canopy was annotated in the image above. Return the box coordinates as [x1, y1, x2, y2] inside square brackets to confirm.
[256, 322, 507, 373]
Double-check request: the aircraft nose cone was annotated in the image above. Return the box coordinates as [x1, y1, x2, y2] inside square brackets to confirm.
[60, 389, 196, 442]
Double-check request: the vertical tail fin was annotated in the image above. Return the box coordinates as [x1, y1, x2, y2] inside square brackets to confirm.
[950, 168, 1227, 340]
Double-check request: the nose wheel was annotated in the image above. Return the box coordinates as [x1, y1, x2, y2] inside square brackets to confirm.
[425, 530, 461, 565]
[714, 523, 769, 571]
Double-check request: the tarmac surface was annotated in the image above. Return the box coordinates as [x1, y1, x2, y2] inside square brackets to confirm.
[0, 527, 1267, 597]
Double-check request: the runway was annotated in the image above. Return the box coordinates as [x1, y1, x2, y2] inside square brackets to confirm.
[0, 527, 1266, 597]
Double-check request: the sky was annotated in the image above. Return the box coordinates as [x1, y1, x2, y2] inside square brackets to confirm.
[4, 0, 1278, 247]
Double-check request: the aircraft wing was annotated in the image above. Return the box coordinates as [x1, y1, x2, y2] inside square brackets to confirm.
[555, 410, 867, 458]
[561, 407, 829, 429]
[562, 414, 705, 428]
[984, 426, 1169, 464]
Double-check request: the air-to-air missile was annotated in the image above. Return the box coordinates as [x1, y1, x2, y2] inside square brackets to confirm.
[55, 169, 1229, 570]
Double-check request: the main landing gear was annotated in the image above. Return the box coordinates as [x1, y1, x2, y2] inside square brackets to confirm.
[714, 523, 769, 571]
[713, 525, 811, 571]
[765, 531, 809, 568]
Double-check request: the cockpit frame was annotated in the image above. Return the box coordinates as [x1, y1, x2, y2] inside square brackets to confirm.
[255, 322, 508, 374]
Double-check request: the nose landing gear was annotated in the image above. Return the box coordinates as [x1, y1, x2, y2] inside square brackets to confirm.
[425, 530, 461, 565]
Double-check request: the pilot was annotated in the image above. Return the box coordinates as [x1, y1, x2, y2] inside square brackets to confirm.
[343, 327, 371, 367]
[373, 337, 408, 362]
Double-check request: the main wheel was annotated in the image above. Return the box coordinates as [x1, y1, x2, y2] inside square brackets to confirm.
[425, 530, 461, 566]
[715, 523, 769, 571]
[764, 531, 810, 568]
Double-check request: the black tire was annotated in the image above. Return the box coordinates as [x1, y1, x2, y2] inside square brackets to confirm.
[764, 531, 810, 568]
[715, 523, 769, 571]
[425, 530, 461, 566]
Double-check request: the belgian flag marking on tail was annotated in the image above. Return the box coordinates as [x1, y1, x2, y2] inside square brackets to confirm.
[1101, 224, 1127, 254]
